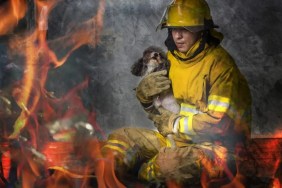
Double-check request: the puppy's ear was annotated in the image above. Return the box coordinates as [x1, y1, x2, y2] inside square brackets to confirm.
[131, 58, 144, 76]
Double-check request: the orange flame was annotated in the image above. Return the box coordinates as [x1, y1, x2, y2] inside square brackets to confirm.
[0, 0, 27, 35]
[2, 0, 125, 187]
[4, 0, 126, 186]
[39, 139, 126, 188]
[0, 142, 11, 180]
[8, 0, 106, 140]
[91, 140, 126, 188]
[273, 130, 282, 138]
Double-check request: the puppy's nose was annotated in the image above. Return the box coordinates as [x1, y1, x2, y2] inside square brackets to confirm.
[153, 52, 159, 57]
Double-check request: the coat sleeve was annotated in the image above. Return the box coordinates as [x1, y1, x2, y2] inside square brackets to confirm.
[173, 61, 251, 141]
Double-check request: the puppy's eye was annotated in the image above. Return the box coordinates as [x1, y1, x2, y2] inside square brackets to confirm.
[153, 52, 159, 57]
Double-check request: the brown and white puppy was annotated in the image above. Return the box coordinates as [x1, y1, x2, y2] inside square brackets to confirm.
[131, 46, 180, 114]
[131, 46, 169, 77]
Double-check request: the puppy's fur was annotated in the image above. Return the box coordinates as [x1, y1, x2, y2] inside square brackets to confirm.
[131, 46, 180, 114]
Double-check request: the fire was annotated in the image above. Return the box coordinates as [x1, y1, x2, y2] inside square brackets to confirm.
[0, 0, 27, 35]
[249, 139, 281, 178]
[0, 142, 11, 180]
[166, 180, 182, 188]
[88, 140, 126, 188]
[2, 0, 281, 187]
[273, 130, 282, 138]
[8, 0, 106, 140]
[38, 139, 126, 188]
[0, 0, 126, 187]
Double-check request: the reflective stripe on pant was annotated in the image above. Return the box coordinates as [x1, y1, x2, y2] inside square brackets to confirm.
[101, 128, 234, 183]
[138, 145, 203, 182]
[101, 128, 167, 172]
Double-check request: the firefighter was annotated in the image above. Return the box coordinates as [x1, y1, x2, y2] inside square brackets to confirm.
[102, 0, 252, 185]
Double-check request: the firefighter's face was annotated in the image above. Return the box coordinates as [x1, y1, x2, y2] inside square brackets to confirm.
[172, 28, 200, 53]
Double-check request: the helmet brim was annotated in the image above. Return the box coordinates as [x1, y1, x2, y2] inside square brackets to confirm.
[162, 25, 205, 33]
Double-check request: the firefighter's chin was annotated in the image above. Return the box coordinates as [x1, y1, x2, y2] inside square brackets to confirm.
[176, 44, 189, 53]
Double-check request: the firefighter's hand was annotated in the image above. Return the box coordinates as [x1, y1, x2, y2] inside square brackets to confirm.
[148, 107, 179, 136]
[136, 70, 171, 103]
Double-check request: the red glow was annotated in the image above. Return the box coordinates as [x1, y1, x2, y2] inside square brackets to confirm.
[0, 142, 11, 180]
[166, 180, 182, 188]
[248, 139, 281, 178]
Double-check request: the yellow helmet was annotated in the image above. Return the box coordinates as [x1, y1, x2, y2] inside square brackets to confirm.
[157, 0, 215, 32]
